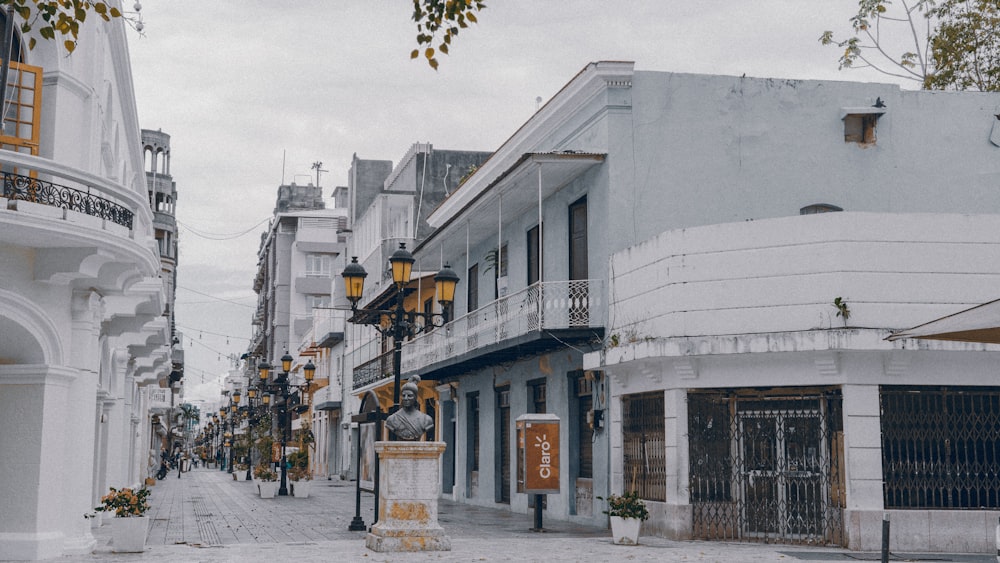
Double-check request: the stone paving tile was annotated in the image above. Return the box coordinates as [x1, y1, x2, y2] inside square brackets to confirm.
[54, 468, 996, 563]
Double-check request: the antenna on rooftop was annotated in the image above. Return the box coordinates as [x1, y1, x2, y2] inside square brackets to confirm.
[312, 161, 328, 187]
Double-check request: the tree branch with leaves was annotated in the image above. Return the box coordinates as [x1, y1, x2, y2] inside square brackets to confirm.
[2, 0, 121, 53]
[411, 0, 486, 70]
[820, 0, 1000, 91]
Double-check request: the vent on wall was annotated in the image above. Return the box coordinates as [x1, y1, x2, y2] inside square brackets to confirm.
[800, 203, 843, 215]
[841, 105, 886, 145]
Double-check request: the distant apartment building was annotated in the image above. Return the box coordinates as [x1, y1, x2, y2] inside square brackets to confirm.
[243, 182, 348, 476]
[142, 128, 187, 454]
[249, 182, 348, 366]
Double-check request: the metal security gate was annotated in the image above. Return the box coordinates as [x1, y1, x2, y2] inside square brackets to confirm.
[689, 390, 845, 545]
[881, 386, 1000, 509]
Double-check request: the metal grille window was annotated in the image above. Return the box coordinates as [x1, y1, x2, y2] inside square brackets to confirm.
[881, 386, 1000, 510]
[688, 390, 845, 546]
[621, 391, 666, 501]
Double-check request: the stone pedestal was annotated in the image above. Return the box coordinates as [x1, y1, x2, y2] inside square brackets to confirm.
[366, 441, 451, 552]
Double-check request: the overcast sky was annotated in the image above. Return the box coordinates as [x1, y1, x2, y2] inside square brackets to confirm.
[126, 1, 913, 405]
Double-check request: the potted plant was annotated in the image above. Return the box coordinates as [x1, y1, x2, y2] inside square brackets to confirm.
[598, 491, 649, 545]
[233, 460, 249, 480]
[254, 463, 278, 498]
[94, 487, 151, 553]
[288, 464, 312, 498]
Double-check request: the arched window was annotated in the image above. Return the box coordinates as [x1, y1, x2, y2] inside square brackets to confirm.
[0, 10, 24, 65]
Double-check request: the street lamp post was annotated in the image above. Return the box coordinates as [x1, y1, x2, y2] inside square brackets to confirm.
[239, 385, 261, 482]
[340, 243, 459, 422]
[228, 392, 241, 474]
[219, 408, 229, 472]
[256, 353, 315, 496]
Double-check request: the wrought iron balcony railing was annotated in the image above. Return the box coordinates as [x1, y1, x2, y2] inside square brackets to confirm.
[353, 349, 393, 390]
[350, 280, 604, 391]
[2, 171, 134, 229]
[403, 279, 603, 374]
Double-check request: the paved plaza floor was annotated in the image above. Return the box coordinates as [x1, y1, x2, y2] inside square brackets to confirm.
[39, 468, 995, 563]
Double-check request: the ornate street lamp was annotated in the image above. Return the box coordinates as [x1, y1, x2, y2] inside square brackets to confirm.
[227, 391, 243, 474]
[340, 244, 457, 532]
[237, 383, 261, 481]
[340, 244, 458, 418]
[256, 352, 314, 496]
[219, 408, 229, 472]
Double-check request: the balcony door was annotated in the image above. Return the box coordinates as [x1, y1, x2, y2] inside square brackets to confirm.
[568, 197, 588, 325]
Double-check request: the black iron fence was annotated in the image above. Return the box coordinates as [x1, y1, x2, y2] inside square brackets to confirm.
[3, 171, 134, 229]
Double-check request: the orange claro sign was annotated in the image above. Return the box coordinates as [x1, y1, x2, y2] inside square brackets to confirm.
[516, 414, 560, 494]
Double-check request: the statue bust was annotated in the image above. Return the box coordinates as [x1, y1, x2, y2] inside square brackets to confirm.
[385, 375, 434, 441]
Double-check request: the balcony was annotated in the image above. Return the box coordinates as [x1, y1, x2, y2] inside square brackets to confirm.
[312, 307, 346, 348]
[350, 280, 605, 390]
[0, 154, 147, 233]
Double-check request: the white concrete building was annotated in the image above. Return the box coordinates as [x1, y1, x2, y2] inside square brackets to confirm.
[586, 213, 1000, 551]
[0, 6, 174, 560]
[396, 60, 1000, 549]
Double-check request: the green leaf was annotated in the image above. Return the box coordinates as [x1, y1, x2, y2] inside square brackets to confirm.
[410, 48, 419, 59]
[39, 27, 55, 40]
[64, 40, 75, 53]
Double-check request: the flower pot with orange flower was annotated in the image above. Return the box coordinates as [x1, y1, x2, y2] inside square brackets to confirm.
[94, 487, 151, 553]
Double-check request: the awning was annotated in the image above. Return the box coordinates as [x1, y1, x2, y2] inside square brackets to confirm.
[886, 298, 1000, 344]
[314, 400, 341, 411]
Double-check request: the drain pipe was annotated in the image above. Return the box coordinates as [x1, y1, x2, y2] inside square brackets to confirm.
[995, 516, 999, 563]
[880, 513, 890, 563]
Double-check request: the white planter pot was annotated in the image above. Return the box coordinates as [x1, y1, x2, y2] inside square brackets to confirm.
[609, 516, 641, 545]
[258, 480, 279, 498]
[291, 480, 312, 498]
[111, 516, 148, 553]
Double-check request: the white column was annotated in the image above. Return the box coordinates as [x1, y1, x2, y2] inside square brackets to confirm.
[842, 383, 884, 550]
[60, 290, 103, 555]
[0, 364, 77, 560]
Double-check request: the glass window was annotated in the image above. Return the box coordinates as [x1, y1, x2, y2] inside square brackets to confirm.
[306, 295, 331, 310]
[305, 253, 332, 277]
